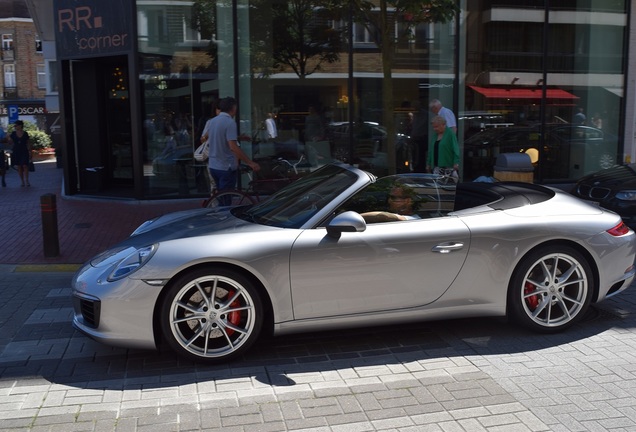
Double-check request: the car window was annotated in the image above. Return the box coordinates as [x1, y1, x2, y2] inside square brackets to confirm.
[335, 174, 457, 222]
[240, 164, 358, 228]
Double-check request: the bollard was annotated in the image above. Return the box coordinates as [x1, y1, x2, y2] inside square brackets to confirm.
[40, 193, 60, 257]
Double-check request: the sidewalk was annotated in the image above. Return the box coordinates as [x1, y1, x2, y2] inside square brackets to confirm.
[0, 159, 198, 265]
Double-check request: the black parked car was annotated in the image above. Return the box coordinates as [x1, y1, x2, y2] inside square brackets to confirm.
[463, 124, 616, 182]
[571, 164, 636, 228]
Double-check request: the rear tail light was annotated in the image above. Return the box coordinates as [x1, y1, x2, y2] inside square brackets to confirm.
[607, 221, 630, 237]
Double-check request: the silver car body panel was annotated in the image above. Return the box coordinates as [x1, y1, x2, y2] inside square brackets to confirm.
[71, 164, 636, 350]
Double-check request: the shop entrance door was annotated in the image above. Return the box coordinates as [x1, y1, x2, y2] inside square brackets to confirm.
[70, 55, 134, 196]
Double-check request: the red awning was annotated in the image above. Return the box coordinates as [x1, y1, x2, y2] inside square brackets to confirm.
[468, 85, 579, 100]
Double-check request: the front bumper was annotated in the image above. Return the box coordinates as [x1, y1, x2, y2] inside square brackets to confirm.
[71, 263, 161, 351]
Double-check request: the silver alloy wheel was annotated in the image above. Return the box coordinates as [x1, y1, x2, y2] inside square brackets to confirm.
[519, 251, 589, 328]
[168, 274, 257, 359]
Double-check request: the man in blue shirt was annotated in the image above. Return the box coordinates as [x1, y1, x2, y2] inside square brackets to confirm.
[204, 97, 260, 201]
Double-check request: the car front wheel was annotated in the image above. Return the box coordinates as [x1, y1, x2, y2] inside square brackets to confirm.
[160, 268, 263, 362]
[508, 246, 593, 333]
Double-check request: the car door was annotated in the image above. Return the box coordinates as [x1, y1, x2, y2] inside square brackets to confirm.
[289, 217, 471, 319]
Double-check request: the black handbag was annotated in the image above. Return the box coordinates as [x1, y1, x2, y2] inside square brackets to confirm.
[29, 161, 35, 172]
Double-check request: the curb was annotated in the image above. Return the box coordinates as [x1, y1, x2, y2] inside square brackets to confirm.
[14, 264, 82, 272]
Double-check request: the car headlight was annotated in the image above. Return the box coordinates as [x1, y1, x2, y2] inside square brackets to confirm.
[616, 191, 636, 201]
[108, 245, 157, 281]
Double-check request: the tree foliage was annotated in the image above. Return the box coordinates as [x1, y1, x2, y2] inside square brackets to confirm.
[271, 0, 344, 78]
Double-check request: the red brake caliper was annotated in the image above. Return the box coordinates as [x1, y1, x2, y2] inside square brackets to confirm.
[524, 282, 539, 310]
[224, 289, 242, 336]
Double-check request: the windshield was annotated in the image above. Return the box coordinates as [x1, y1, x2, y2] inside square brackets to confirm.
[237, 164, 359, 228]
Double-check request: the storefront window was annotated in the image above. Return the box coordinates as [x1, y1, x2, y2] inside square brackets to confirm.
[130, 0, 627, 199]
[346, 6, 457, 177]
[244, 0, 347, 183]
[462, 1, 626, 183]
[137, 0, 228, 198]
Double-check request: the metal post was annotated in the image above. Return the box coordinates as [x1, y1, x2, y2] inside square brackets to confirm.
[40, 194, 60, 257]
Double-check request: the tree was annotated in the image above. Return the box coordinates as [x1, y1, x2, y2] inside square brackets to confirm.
[190, 0, 220, 73]
[271, 0, 344, 78]
[351, 0, 459, 173]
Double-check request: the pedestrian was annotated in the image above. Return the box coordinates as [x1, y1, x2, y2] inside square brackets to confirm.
[426, 115, 460, 178]
[207, 97, 260, 204]
[9, 120, 32, 187]
[429, 99, 457, 134]
[265, 113, 278, 140]
[573, 107, 586, 125]
[0, 124, 6, 187]
[197, 102, 221, 193]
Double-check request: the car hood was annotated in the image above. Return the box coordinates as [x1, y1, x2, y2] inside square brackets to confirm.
[577, 164, 636, 189]
[121, 207, 272, 247]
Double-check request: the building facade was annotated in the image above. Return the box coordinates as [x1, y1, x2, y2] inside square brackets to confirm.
[27, 1, 635, 199]
[0, 0, 48, 130]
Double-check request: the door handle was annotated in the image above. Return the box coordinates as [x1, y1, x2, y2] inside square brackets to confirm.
[431, 242, 464, 254]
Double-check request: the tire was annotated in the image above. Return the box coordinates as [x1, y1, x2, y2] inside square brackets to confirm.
[160, 268, 264, 362]
[205, 190, 255, 208]
[507, 246, 593, 333]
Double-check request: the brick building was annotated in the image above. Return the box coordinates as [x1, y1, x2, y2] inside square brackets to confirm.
[0, 0, 47, 127]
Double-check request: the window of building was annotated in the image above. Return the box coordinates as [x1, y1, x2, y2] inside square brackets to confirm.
[183, 15, 199, 42]
[4, 64, 16, 87]
[46, 60, 58, 93]
[2, 34, 13, 51]
[463, 2, 627, 183]
[183, 9, 209, 43]
[353, 22, 376, 45]
[35, 35, 42, 52]
[37, 64, 46, 89]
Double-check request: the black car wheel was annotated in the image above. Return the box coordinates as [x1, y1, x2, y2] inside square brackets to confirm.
[160, 268, 263, 362]
[508, 246, 593, 333]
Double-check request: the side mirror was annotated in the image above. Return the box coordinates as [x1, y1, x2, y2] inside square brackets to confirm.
[326, 211, 367, 238]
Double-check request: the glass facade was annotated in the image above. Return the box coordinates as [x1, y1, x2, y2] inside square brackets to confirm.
[59, 0, 630, 198]
[463, 0, 627, 183]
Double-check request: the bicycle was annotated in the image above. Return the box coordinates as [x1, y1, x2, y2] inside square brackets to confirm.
[202, 165, 258, 208]
[202, 155, 306, 208]
[273, 154, 305, 177]
[431, 167, 459, 186]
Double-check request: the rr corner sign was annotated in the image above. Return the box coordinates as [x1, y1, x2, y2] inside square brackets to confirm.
[54, 0, 134, 59]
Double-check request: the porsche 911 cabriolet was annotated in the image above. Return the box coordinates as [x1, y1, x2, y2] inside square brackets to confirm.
[72, 163, 636, 363]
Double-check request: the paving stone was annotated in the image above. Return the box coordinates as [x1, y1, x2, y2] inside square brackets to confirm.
[3, 264, 636, 431]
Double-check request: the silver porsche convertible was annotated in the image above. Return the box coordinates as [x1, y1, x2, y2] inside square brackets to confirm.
[72, 163, 636, 363]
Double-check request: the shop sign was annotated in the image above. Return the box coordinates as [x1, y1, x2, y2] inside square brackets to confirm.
[54, 0, 133, 59]
[0, 104, 46, 116]
[8, 105, 18, 123]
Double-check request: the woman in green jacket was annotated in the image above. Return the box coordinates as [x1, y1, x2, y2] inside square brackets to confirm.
[426, 115, 460, 177]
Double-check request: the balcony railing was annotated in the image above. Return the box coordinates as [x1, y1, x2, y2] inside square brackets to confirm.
[3, 88, 18, 99]
[1, 48, 14, 60]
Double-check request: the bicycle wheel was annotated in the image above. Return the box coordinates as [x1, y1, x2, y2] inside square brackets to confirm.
[205, 190, 255, 208]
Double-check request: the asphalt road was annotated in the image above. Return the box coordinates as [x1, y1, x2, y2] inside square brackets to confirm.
[2, 266, 636, 431]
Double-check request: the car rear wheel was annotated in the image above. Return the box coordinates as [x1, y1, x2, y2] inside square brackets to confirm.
[508, 246, 593, 333]
[160, 268, 263, 362]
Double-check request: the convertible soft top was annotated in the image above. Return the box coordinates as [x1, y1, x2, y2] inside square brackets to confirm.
[455, 182, 555, 211]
